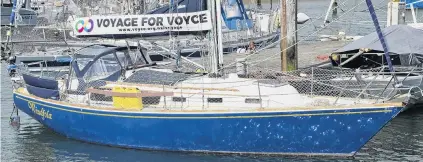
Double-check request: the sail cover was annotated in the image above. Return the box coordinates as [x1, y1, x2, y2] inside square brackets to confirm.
[334, 25, 423, 66]
[22, 73, 60, 100]
[334, 25, 423, 55]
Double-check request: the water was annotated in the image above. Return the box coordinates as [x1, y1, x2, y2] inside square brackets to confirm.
[2, 0, 423, 161]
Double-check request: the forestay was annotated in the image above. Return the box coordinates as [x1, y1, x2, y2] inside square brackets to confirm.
[73, 11, 212, 36]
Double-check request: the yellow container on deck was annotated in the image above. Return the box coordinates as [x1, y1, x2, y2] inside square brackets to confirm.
[112, 87, 143, 110]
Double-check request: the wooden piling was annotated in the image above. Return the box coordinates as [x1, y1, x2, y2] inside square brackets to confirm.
[281, 0, 298, 71]
[280, 0, 287, 71]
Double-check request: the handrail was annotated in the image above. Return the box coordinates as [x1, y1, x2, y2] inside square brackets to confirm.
[104, 81, 241, 92]
[86, 88, 174, 97]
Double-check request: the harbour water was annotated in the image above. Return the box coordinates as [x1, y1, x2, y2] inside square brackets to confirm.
[2, 0, 423, 161]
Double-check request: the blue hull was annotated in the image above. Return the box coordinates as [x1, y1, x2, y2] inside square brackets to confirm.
[13, 92, 402, 156]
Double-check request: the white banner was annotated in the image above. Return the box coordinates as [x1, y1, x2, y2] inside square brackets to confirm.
[73, 11, 212, 36]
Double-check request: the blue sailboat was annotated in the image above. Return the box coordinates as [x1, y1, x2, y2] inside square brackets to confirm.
[10, 0, 405, 157]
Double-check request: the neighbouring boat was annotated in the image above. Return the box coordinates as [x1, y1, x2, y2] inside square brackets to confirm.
[326, 25, 423, 109]
[6, 47, 73, 78]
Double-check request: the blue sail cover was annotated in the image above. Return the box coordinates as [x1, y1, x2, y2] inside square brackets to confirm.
[401, 0, 423, 9]
[22, 74, 60, 99]
[22, 74, 59, 90]
[26, 85, 60, 100]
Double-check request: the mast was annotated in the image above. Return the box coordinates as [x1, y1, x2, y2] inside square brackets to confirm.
[216, 0, 224, 71]
[209, 0, 224, 76]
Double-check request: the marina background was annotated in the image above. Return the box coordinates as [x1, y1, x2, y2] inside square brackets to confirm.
[2, 0, 423, 161]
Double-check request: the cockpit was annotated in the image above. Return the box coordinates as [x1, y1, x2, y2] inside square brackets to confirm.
[68, 44, 154, 91]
